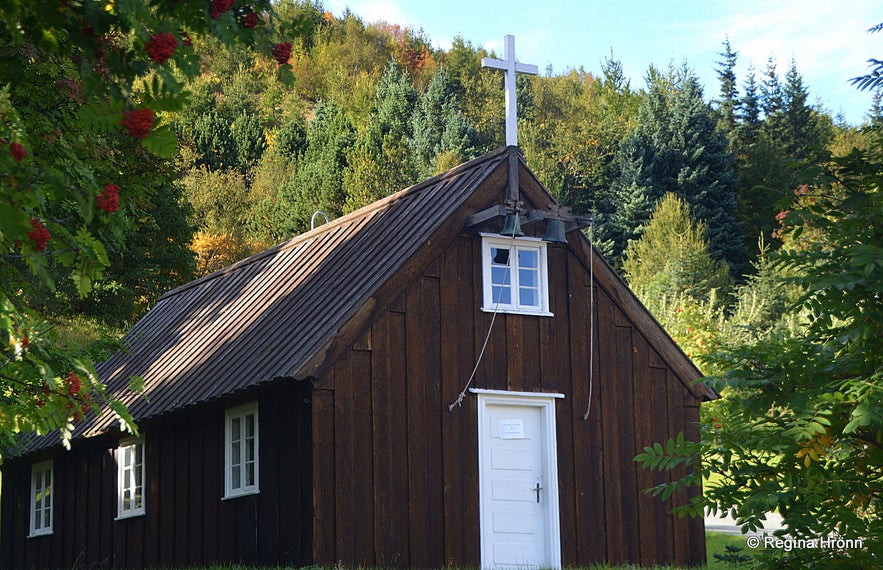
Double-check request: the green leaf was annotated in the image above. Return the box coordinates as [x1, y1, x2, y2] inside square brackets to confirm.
[141, 124, 179, 158]
[79, 99, 126, 134]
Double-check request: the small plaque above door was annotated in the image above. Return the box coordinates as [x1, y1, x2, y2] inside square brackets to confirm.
[499, 418, 525, 439]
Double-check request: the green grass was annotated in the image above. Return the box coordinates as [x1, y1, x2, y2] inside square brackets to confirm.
[705, 531, 756, 569]
[163, 532, 757, 570]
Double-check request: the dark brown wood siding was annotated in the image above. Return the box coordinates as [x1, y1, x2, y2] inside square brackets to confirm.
[0, 381, 312, 570]
[311, 232, 706, 568]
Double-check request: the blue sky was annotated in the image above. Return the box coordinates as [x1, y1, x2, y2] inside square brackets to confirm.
[325, 0, 880, 126]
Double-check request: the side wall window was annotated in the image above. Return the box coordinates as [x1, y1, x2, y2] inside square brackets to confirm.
[481, 235, 552, 316]
[29, 460, 53, 537]
[224, 402, 259, 499]
[116, 438, 146, 518]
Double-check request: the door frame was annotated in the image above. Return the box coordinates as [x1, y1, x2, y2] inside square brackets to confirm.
[472, 388, 564, 570]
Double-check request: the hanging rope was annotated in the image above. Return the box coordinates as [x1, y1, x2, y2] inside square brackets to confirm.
[582, 220, 596, 421]
[448, 231, 518, 411]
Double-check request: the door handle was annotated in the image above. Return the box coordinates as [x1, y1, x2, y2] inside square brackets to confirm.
[535, 482, 543, 503]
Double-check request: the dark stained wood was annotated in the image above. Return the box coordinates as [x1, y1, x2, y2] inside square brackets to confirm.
[441, 235, 474, 566]
[332, 356, 356, 563]
[406, 273, 444, 568]
[158, 425, 175, 564]
[312, 387, 335, 563]
[633, 334, 667, 565]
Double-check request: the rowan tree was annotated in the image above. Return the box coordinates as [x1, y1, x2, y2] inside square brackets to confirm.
[636, 132, 883, 568]
[0, 0, 299, 453]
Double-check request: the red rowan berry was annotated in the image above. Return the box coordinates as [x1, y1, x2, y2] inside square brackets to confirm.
[272, 42, 292, 65]
[97, 183, 120, 213]
[10, 141, 26, 161]
[121, 108, 154, 138]
[27, 218, 50, 251]
[210, 0, 235, 19]
[241, 12, 259, 28]
[65, 371, 82, 396]
[145, 32, 177, 64]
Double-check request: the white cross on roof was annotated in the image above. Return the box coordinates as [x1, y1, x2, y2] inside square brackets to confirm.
[481, 35, 539, 147]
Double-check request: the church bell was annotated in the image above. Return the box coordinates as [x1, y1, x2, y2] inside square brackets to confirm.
[543, 218, 568, 244]
[499, 213, 524, 237]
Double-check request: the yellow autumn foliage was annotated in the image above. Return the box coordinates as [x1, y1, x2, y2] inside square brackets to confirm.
[190, 232, 272, 277]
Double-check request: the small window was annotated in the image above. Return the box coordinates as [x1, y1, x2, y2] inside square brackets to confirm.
[224, 402, 259, 499]
[116, 438, 145, 519]
[482, 235, 552, 316]
[29, 460, 53, 537]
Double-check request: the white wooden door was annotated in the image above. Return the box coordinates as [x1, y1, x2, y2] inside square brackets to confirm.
[476, 390, 562, 570]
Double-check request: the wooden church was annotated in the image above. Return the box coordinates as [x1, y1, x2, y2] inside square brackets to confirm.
[2, 37, 715, 570]
[2, 145, 715, 569]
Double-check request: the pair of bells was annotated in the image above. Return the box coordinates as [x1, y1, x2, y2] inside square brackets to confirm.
[499, 213, 567, 244]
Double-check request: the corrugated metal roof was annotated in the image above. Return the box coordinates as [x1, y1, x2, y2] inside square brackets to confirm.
[17, 147, 511, 455]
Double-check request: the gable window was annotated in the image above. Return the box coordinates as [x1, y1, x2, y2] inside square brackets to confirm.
[116, 438, 145, 519]
[481, 235, 552, 316]
[29, 460, 53, 537]
[224, 402, 259, 499]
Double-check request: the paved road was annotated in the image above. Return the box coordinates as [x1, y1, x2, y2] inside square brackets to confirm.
[705, 510, 784, 535]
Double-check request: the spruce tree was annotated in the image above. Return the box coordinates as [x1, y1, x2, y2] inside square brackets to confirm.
[715, 38, 740, 141]
[344, 60, 419, 211]
[409, 69, 478, 179]
[738, 65, 762, 146]
[760, 58, 788, 147]
[606, 66, 747, 273]
[783, 58, 830, 163]
[622, 193, 730, 304]
[277, 100, 355, 236]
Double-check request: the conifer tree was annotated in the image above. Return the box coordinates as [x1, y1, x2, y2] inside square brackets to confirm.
[409, 69, 478, 178]
[760, 58, 788, 146]
[344, 60, 419, 211]
[623, 193, 730, 304]
[715, 38, 740, 141]
[607, 66, 747, 272]
[783, 58, 830, 163]
[738, 65, 762, 146]
[277, 101, 355, 235]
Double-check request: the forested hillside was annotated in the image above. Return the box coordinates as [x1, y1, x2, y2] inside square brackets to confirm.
[9, 1, 876, 335]
[3, 3, 881, 563]
[171, 3, 880, 367]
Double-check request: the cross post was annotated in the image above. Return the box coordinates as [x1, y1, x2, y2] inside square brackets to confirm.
[481, 35, 539, 147]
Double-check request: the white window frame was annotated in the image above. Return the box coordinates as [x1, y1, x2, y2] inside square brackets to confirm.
[29, 459, 53, 537]
[224, 402, 260, 499]
[115, 437, 146, 519]
[481, 234, 553, 316]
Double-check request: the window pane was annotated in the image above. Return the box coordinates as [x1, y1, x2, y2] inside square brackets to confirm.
[246, 462, 255, 486]
[231, 465, 241, 489]
[491, 247, 510, 266]
[519, 268, 537, 287]
[246, 413, 255, 438]
[231, 417, 241, 442]
[491, 266, 511, 286]
[518, 248, 538, 269]
[232, 439, 241, 466]
[519, 287, 538, 307]
[491, 285, 511, 305]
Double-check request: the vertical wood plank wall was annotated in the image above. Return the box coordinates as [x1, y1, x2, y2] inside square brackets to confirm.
[2, 230, 706, 569]
[0, 382, 312, 569]
[311, 234, 706, 568]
